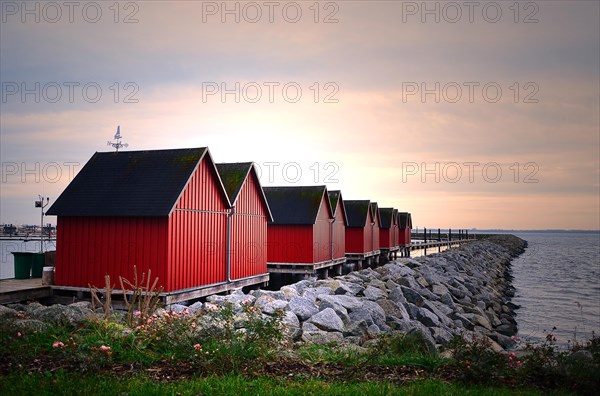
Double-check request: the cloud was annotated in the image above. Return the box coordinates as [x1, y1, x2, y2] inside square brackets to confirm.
[1, 1, 598, 229]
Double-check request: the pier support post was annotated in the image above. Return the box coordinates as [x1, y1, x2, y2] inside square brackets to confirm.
[356, 260, 363, 270]
[334, 264, 342, 276]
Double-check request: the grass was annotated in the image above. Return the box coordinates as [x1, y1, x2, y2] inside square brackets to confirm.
[0, 371, 570, 396]
[1, 303, 597, 395]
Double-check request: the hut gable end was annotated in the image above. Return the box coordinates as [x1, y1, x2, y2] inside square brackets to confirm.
[216, 163, 272, 220]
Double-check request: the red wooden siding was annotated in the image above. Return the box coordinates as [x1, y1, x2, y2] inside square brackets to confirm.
[372, 209, 380, 251]
[54, 216, 168, 290]
[345, 227, 366, 254]
[392, 216, 399, 248]
[380, 228, 393, 249]
[230, 173, 268, 279]
[346, 207, 381, 255]
[175, 157, 227, 212]
[398, 213, 412, 246]
[399, 228, 411, 246]
[313, 198, 332, 263]
[168, 211, 226, 291]
[331, 199, 346, 259]
[364, 209, 374, 251]
[169, 157, 228, 291]
[267, 224, 313, 263]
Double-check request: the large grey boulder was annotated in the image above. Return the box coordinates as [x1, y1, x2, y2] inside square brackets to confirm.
[318, 299, 350, 323]
[15, 319, 49, 332]
[376, 299, 410, 322]
[363, 285, 387, 301]
[282, 310, 300, 328]
[261, 299, 288, 315]
[439, 292, 456, 309]
[430, 284, 450, 297]
[334, 282, 365, 296]
[389, 286, 408, 305]
[250, 289, 285, 301]
[307, 308, 345, 332]
[30, 304, 93, 326]
[314, 279, 343, 292]
[301, 330, 344, 345]
[360, 301, 387, 329]
[318, 294, 363, 311]
[452, 312, 475, 330]
[188, 301, 204, 313]
[344, 320, 369, 337]
[463, 313, 492, 330]
[348, 308, 374, 327]
[432, 326, 454, 344]
[415, 306, 441, 328]
[280, 285, 299, 301]
[302, 287, 333, 302]
[0, 305, 17, 320]
[287, 296, 319, 321]
[401, 286, 424, 307]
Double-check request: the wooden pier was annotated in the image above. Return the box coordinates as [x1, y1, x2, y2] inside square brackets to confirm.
[267, 258, 347, 281]
[0, 278, 52, 304]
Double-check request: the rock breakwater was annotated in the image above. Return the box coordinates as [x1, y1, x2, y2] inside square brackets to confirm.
[1, 235, 526, 351]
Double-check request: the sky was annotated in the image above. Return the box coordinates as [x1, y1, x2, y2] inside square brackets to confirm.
[1, 0, 599, 230]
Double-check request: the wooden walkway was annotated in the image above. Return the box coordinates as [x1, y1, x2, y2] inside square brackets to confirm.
[404, 239, 472, 256]
[0, 278, 52, 304]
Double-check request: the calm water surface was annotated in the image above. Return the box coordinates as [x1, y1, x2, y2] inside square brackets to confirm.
[510, 232, 600, 345]
[0, 239, 56, 279]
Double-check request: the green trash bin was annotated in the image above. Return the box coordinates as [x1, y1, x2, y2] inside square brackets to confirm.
[31, 253, 45, 278]
[12, 252, 33, 279]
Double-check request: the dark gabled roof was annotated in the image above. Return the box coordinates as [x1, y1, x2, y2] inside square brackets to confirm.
[47, 147, 228, 217]
[379, 208, 397, 229]
[398, 212, 413, 229]
[216, 162, 273, 221]
[263, 186, 330, 225]
[370, 202, 381, 225]
[328, 190, 348, 226]
[216, 162, 251, 203]
[343, 200, 371, 227]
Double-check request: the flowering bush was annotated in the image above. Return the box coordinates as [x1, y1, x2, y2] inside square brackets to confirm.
[131, 309, 198, 358]
[447, 335, 521, 386]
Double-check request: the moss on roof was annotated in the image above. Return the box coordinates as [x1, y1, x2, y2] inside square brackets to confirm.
[263, 186, 327, 225]
[215, 163, 252, 203]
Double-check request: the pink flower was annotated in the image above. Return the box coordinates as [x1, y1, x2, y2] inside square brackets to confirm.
[147, 318, 153, 324]
[193, 343, 202, 351]
[53, 341, 64, 348]
[191, 322, 197, 328]
[510, 352, 516, 358]
[99, 345, 111, 352]
[17, 332, 22, 337]
[134, 311, 141, 317]
[517, 361, 522, 367]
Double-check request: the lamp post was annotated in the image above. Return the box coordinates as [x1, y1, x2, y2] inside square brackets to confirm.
[35, 196, 49, 253]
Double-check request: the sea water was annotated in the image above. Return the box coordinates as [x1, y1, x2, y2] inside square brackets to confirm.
[0, 239, 56, 279]
[510, 232, 600, 345]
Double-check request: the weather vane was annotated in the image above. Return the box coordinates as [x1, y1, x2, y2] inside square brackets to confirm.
[107, 125, 129, 152]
